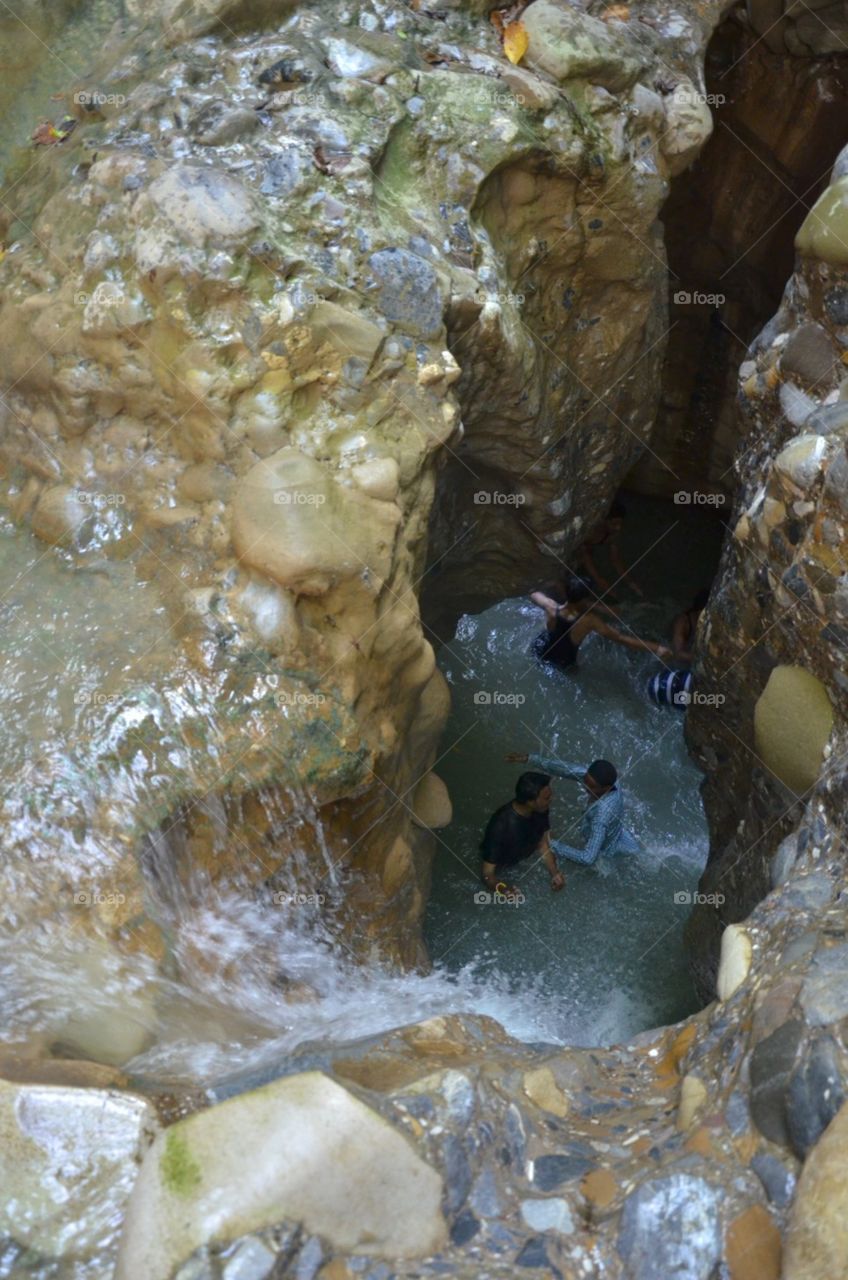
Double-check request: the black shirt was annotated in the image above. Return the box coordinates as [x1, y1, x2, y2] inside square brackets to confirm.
[480, 803, 550, 869]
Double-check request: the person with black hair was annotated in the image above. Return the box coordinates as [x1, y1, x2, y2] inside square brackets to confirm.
[578, 499, 645, 600]
[505, 751, 641, 866]
[670, 587, 710, 664]
[531, 574, 671, 669]
[480, 772, 566, 893]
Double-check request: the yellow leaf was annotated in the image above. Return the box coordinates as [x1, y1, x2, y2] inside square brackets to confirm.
[503, 20, 528, 65]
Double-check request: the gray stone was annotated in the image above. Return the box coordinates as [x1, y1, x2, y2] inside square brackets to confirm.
[260, 150, 305, 197]
[191, 102, 259, 147]
[782, 931, 819, 966]
[752, 1152, 797, 1208]
[771, 830, 800, 887]
[470, 1166, 503, 1218]
[725, 1090, 751, 1136]
[514, 1236, 553, 1269]
[367, 248, 442, 337]
[520, 1197, 576, 1233]
[449, 1210, 480, 1246]
[750, 1020, 804, 1145]
[806, 402, 848, 436]
[784, 871, 834, 910]
[221, 1236, 276, 1280]
[617, 1174, 722, 1280]
[0, 1081, 158, 1262]
[147, 164, 259, 247]
[787, 1034, 845, 1158]
[532, 1152, 593, 1189]
[801, 945, 848, 1025]
[294, 1236, 323, 1280]
[781, 323, 839, 389]
[442, 1134, 472, 1213]
[824, 285, 848, 325]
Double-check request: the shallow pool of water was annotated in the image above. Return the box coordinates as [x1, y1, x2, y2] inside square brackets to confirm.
[424, 493, 724, 1044]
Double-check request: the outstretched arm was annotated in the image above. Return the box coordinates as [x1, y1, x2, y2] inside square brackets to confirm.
[590, 616, 671, 659]
[551, 806, 607, 867]
[504, 751, 587, 780]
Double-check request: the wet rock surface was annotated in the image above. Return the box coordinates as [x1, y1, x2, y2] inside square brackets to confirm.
[2, 1, 848, 1279]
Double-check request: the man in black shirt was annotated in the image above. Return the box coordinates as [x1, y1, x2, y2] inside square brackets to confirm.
[480, 772, 566, 894]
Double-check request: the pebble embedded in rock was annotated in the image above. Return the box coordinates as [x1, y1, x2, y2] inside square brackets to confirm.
[787, 1033, 845, 1158]
[716, 924, 753, 1001]
[617, 1174, 722, 1280]
[520, 1197, 575, 1234]
[532, 1151, 593, 1190]
[367, 248, 442, 337]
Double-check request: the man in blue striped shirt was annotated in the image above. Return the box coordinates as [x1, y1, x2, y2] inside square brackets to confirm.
[505, 751, 641, 866]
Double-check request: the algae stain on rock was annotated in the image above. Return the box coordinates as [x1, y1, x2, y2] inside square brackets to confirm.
[161, 1131, 202, 1197]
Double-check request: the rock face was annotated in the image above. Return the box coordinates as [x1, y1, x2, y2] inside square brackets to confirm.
[0, 0, 733, 1022]
[0, 1080, 158, 1269]
[686, 143, 848, 997]
[4, 2, 848, 1279]
[116, 1071, 446, 1278]
[629, 15, 848, 501]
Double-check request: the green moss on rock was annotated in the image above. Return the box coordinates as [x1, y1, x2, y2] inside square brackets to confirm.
[161, 1131, 202, 1197]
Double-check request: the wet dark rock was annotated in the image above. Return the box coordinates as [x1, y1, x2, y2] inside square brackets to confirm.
[824, 284, 848, 325]
[514, 1237, 555, 1271]
[800, 944, 848, 1025]
[751, 1151, 797, 1208]
[469, 1166, 502, 1218]
[617, 1174, 722, 1280]
[786, 1033, 845, 1158]
[749, 1019, 803, 1145]
[532, 1151, 593, 1190]
[441, 1134, 472, 1213]
[505, 1103, 526, 1169]
[258, 58, 313, 87]
[780, 323, 838, 389]
[366, 248, 442, 337]
[450, 1210, 480, 1246]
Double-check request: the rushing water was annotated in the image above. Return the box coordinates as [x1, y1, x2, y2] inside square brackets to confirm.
[0, 495, 723, 1092]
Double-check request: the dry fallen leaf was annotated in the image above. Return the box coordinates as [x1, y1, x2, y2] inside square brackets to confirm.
[503, 19, 528, 64]
[601, 5, 630, 20]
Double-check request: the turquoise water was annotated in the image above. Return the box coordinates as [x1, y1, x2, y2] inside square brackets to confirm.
[424, 494, 724, 1044]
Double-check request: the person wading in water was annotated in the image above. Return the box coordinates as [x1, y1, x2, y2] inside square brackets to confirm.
[479, 772, 566, 895]
[532, 575, 671, 670]
[505, 753, 641, 866]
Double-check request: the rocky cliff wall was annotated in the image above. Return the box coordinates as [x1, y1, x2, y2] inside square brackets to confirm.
[0, 0, 728, 1025]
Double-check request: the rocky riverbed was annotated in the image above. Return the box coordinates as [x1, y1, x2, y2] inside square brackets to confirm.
[2, 0, 848, 1276]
